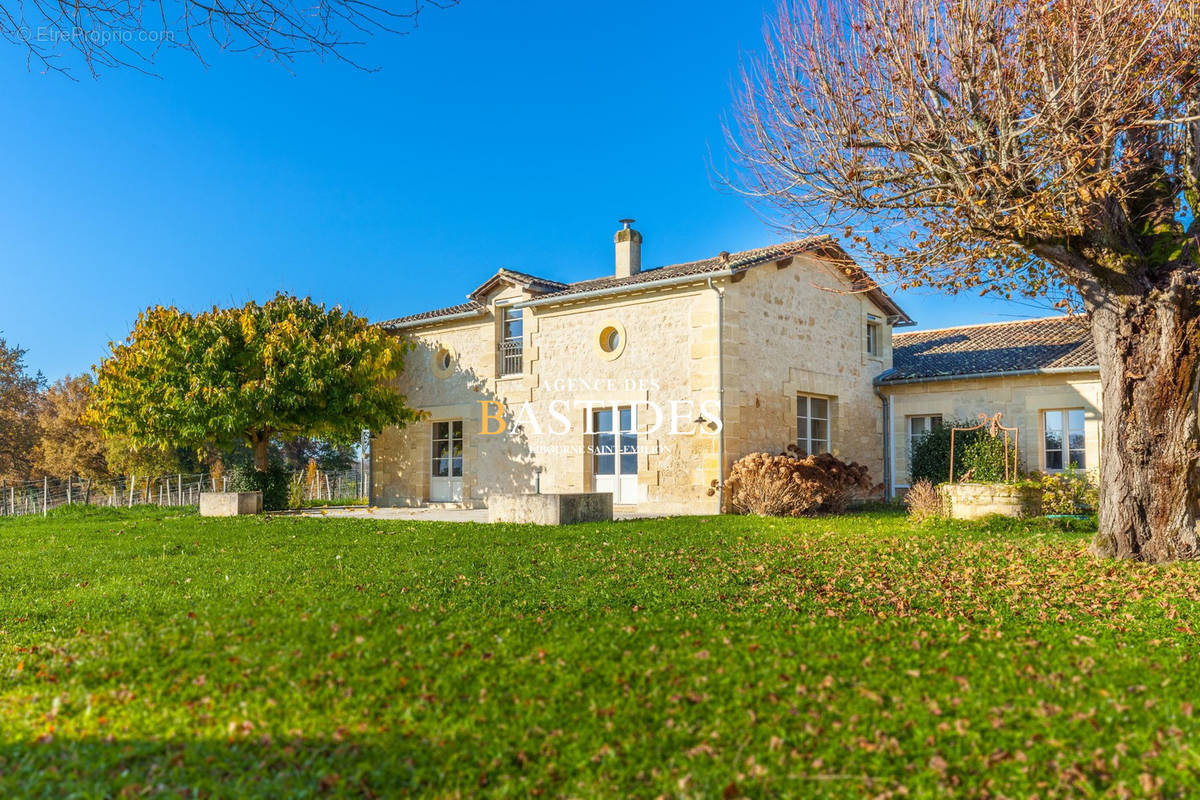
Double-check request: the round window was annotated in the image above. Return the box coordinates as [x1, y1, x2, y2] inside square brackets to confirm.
[600, 326, 621, 353]
[594, 321, 627, 361]
[432, 347, 455, 378]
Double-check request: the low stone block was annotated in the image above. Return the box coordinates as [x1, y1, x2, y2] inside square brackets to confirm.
[487, 493, 613, 525]
[199, 491, 263, 517]
[942, 483, 1041, 521]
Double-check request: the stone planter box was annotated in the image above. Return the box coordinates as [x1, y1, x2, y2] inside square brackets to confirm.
[487, 493, 613, 525]
[199, 491, 263, 517]
[942, 483, 1041, 521]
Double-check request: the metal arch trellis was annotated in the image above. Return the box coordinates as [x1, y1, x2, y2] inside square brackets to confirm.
[948, 412, 1020, 484]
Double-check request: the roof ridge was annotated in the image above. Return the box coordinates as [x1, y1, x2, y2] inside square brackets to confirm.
[558, 236, 828, 290]
[894, 314, 1084, 339]
[498, 267, 568, 287]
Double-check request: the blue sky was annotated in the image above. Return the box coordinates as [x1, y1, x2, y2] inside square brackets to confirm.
[0, 0, 1058, 381]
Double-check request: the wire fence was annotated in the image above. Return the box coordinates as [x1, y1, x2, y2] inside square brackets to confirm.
[0, 467, 366, 518]
[0, 473, 216, 518]
[297, 467, 366, 504]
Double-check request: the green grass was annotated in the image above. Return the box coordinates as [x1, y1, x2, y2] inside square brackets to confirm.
[0, 507, 1197, 797]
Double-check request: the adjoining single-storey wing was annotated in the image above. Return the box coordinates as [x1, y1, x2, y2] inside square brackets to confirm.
[369, 222, 912, 515]
[876, 316, 1100, 495]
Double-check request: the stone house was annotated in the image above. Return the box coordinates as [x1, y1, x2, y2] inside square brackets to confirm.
[876, 316, 1099, 494]
[370, 221, 912, 515]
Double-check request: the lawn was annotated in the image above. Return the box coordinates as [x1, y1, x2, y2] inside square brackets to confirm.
[0, 507, 1197, 798]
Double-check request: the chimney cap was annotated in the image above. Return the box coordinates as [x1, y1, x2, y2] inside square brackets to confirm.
[619, 218, 636, 229]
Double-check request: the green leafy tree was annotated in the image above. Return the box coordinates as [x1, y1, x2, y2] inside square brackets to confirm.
[88, 294, 419, 474]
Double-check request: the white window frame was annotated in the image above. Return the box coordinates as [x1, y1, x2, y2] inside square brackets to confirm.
[1042, 408, 1086, 472]
[866, 315, 882, 357]
[796, 394, 831, 456]
[497, 305, 524, 377]
[907, 414, 943, 452]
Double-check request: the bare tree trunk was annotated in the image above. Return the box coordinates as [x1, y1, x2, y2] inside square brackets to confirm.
[252, 435, 270, 472]
[1090, 287, 1200, 563]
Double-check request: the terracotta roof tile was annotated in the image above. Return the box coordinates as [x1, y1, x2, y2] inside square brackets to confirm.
[881, 316, 1096, 382]
[378, 236, 911, 328]
[533, 238, 829, 299]
[377, 301, 486, 330]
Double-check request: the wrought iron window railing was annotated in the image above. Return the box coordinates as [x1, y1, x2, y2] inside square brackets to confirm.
[499, 338, 523, 376]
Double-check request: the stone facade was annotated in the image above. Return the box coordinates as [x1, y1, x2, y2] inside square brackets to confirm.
[883, 372, 1102, 491]
[371, 242, 901, 516]
[722, 254, 891, 485]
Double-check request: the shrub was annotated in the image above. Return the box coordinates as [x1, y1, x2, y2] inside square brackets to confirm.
[226, 462, 290, 512]
[287, 473, 307, 510]
[721, 449, 875, 517]
[958, 434, 1014, 483]
[1026, 467, 1098, 515]
[909, 421, 961, 485]
[903, 480, 943, 523]
[910, 419, 1018, 484]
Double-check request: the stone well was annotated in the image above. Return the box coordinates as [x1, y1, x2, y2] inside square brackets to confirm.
[941, 483, 1041, 521]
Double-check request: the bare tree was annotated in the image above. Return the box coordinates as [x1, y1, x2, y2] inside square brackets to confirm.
[730, 0, 1200, 562]
[0, 0, 457, 77]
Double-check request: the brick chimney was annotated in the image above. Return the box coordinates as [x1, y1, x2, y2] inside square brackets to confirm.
[614, 218, 642, 278]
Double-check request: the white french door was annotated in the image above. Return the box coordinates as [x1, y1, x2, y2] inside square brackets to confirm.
[592, 406, 639, 504]
[430, 420, 463, 502]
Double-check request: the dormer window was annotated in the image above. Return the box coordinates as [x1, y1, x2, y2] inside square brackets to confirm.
[866, 315, 882, 357]
[499, 306, 524, 376]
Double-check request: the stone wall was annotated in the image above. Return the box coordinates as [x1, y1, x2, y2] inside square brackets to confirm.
[942, 482, 1042, 520]
[372, 281, 724, 515]
[721, 254, 892, 493]
[486, 492, 613, 525]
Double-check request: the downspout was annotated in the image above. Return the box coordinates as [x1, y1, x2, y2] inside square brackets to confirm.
[707, 277, 726, 512]
[873, 384, 893, 501]
[367, 433, 375, 508]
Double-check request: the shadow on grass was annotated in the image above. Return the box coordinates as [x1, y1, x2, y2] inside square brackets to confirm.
[0, 735, 463, 797]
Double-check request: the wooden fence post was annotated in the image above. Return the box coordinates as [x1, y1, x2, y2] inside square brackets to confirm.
[66, 476, 72, 506]
[178, 474, 183, 506]
[128, 475, 136, 508]
[42, 476, 48, 516]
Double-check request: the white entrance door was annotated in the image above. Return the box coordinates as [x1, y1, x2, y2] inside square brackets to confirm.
[593, 407, 639, 504]
[430, 421, 463, 502]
